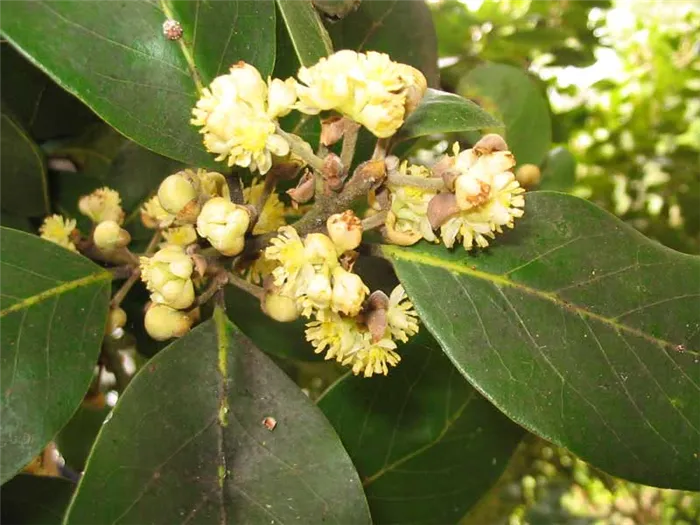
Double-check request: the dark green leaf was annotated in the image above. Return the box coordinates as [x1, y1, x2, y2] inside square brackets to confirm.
[398, 88, 503, 141]
[0, 212, 32, 233]
[329, 0, 440, 87]
[318, 332, 525, 524]
[0, 227, 111, 483]
[1, 1, 276, 167]
[55, 403, 110, 471]
[64, 308, 371, 524]
[1, 43, 98, 142]
[1, 474, 75, 524]
[382, 192, 700, 489]
[459, 63, 552, 166]
[277, 0, 333, 67]
[539, 146, 577, 192]
[1, 112, 49, 217]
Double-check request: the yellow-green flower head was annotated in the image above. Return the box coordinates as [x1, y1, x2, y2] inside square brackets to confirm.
[141, 196, 174, 229]
[297, 269, 333, 318]
[78, 187, 124, 224]
[162, 225, 198, 247]
[39, 215, 77, 252]
[144, 304, 192, 341]
[330, 266, 369, 317]
[139, 245, 195, 310]
[196, 197, 250, 256]
[191, 62, 295, 174]
[196, 169, 230, 200]
[441, 142, 525, 250]
[386, 285, 419, 343]
[343, 335, 400, 378]
[93, 220, 131, 252]
[243, 178, 286, 235]
[295, 50, 427, 138]
[157, 172, 199, 216]
[386, 161, 439, 245]
[265, 226, 306, 289]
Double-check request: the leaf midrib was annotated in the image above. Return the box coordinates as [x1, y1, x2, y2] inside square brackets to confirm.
[382, 245, 695, 353]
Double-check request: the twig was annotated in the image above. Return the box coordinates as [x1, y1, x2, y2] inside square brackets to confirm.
[226, 172, 245, 205]
[227, 272, 265, 300]
[361, 210, 388, 231]
[371, 138, 390, 160]
[110, 269, 141, 308]
[340, 121, 361, 172]
[144, 230, 162, 255]
[196, 272, 230, 306]
[110, 265, 134, 280]
[276, 125, 326, 172]
[386, 172, 446, 190]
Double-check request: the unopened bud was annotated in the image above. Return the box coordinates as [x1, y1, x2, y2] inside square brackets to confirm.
[323, 153, 344, 191]
[327, 210, 363, 252]
[287, 171, 315, 205]
[400, 65, 428, 115]
[144, 304, 192, 341]
[331, 267, 368, 316]
[196, 197, 250, 256]
[473, 134, 509, 155]
[157, 173, 199, 217]
[262, 292, 300, 322]
[455, 175, 491, 211]
[320, 116, 346, 146]
[93, 220, 131, 252]
[516, 164, 541, 188]
[303, 233, 337, 265]
[427, 192, 461, 229]
[106, 307, 127, 336]
[305, 272, 333, 309]
[365, 290, 390, 343]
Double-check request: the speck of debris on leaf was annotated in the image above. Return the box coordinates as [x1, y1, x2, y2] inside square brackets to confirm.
[162, 19, 183, 40]
[262, 416, 277, 431]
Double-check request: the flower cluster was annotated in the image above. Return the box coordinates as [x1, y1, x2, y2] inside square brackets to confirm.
[264, 212, 419, 377]
[384, 134, 526, 250]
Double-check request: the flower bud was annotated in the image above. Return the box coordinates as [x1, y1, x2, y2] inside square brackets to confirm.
[79, 187, 124, 224]
[144, 304, 192, 341]
[327, 210, 363, 252]
[516, 164, 541, 188]
[157, 173, 199, 216]
[303, 233, 337, 265]
[305, 272, 333, 309]
[106, 307, 127, 336]
[139, 245, 195, 310]
[93, 220, 131, 252]
[473, 134, 509, 155]
[455, 175, 491, 211]
[267, 77, 297, 119]
[141, 196, 174, 229]
[383, 211, 421, 246]
[262, 291, 300, 322]
[197, 169, 230, 200]
[331, 267, 369, 316]
[399, 65, 428, 115]
[196, 197, 250, 256]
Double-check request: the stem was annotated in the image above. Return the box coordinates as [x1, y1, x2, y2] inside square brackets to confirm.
[196, 272, 230, 306]
[110, 269, 141, 308]
[340, 121, 361, 172]
[226, 173, 245, 205]
[386, 172, 446, 190]
[361, 210, 388, 231]
[227, 272, 265, 300]
[372, 138, 390, 161]
[144, 230, 163, 255]
[276, 125, 325, 172]
[110, 265, 134, 280]
[254, 172, 276, 219]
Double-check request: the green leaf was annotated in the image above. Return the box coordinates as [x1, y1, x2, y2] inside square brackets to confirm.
[1, 1, 276, 167]
[276, 0, 333, 67]
[398, 88, 503, 141]
[0, 212, 32, 233]
[459, 63, 552, 166]
[539, 146, 577, 192]
[382, 192, 700, 490]
[55, 402, 110, 471]
[1, 474, 75, 524]
[64, 308, 371, 524]
[1, 112, 49, 217]
[0, 227, 111, 483]
[329, 0, 440, 87]
[318, 332, 525, 524]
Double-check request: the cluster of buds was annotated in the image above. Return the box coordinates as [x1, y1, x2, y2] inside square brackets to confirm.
[383, 134, 526, 250]
[263, 211, 419, 377]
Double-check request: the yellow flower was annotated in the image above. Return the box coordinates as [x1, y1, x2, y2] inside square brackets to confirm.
[265, 226, 306, 288]
[162, 225, 198, 246]
[295, 50, 427, 138]
[330, 266, 369, 317]
[139, 245, 195, 310]
[39, 215, 77, 252]
[78, 187, 124, 224]
[191, 62, 291, 174]
[343, 336, 401, 378]
[141, 196, 174, 229]
[387, 161, 439, 244]
[386, 285, 419, 343]
[243, 178, 286, 235]
[441, 142, 525, 250]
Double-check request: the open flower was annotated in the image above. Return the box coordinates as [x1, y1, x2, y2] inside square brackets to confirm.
[141, 196, 174, 229]
[386, 285, 419, 343]
[243, 178, 286, 235]
[39, 215, 77, 252]
[265, 226, 307, 289]
[295, 50, 427, 138]
[344, 335, 401, 378]
[79, 187, 124, 224]
[191, 62, 292, 174]
[139, 245, 195, 310]
[331, 266, 369, 316]
[386, 161, 439, 245]
[162, 225, 198, 246]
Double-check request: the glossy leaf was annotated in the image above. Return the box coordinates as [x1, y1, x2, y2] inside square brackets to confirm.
[64, 308, 371, 524]
[398, 88, 502, 141]
[1, 1, 276, 167]
[539, 146, 577, 192]
[459, 63, 552, 166]
[318, 332, 525, 524]
[0, 228, 111, 483]
[1, 474, 75, 524]
[382, 192, 700, 489]
[0, 112, 49, 217]
[277, 0, 333, 67]
[55, 402, 110, 472]
[328, 0, 440, 87]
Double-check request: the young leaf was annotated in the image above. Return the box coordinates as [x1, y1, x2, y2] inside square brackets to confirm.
[382, 192, 700, 490]
[318, 332, 525, 524]
[1, 474, 75, 524]
[459, 63, 552, 166]
[398, 88, 503, 141]
[276, 0, 333, 66]
[64, 308, 371, 524]
[1, 1, 276, 167]
[0, 228, 111, 483]
[0, 112, 49, 217]
[328, 0, 440, 87]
